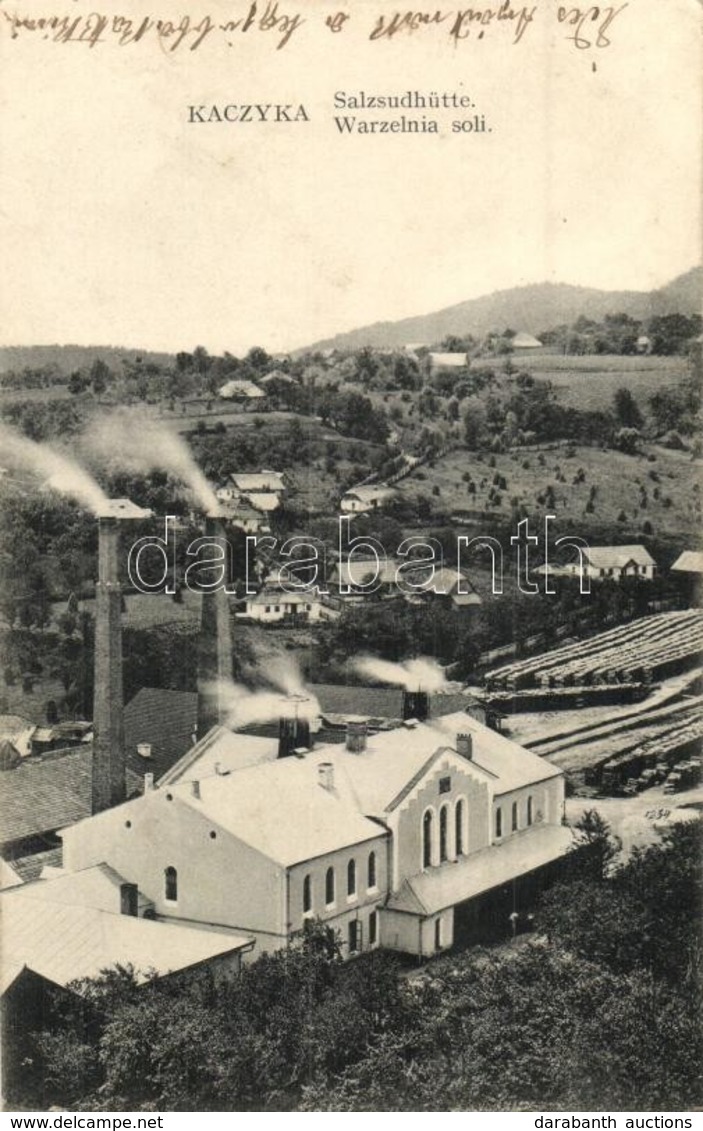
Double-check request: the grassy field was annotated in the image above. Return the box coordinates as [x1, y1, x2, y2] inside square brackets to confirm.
[516, 353, 689, 412]
[396, 441, 701, 542]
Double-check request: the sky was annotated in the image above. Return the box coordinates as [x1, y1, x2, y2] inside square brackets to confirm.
[1, 0, 700, 355]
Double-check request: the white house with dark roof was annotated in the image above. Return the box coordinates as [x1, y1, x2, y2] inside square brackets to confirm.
[58, 711, 572, 959]
[340, 485, 396, 514]
[540, 544, 657, 582]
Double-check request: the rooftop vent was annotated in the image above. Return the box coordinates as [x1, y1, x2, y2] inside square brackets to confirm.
[318, 762, 334, 790]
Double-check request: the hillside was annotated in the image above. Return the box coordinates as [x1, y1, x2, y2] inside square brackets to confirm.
[305, 266, 703, 352]
[0, 344, 175, 376]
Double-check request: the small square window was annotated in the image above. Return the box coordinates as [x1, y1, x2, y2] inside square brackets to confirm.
[439, 776, 451, 795]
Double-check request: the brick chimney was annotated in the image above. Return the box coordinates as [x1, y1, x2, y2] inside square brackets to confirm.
[456, 732, 473, 760]
[402, 689, 429, 722]
[345, 719, 368, 753]
[196, 516, 234, 740]
[92, 516, 126, 813]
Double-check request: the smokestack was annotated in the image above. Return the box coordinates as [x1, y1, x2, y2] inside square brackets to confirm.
[196, 515, 234, 740]
[92, 500, 152, 815]
[402, 689, 429, 722]
[346, 719, 368, 753]
[92, 516, 126, 813]
[278, 714, 312, 759]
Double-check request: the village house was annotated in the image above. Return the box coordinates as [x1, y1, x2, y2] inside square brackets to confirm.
[340, 485, 396, 514]
[671, 550, 703, 606]
[540, 544, 657, 583]
[511, 332, 543, 351]
[237, 585, 339, 624]
[428, 352, 468, 373]
[217, 378, 266, 402]
[216, 471, 286, 518]
[56, 709, 572, 960]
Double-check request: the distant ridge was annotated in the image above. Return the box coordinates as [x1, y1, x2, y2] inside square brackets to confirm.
[304, 266, 703, 352]
[0, 343, 174, 376]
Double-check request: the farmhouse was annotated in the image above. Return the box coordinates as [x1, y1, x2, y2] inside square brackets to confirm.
[218, 379, 266, 401]
[511, 332, 543, 350]
[55, 709, 572, 959]
[237, 586, 338, 623]
[546, 544, 657, 582]
[216, 470, 285, 516]
[340, 484, 396, 513]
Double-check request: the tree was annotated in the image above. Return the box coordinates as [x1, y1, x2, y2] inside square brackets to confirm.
[613, 387, 644, 429]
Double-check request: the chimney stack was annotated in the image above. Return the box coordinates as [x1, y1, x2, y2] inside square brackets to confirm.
[345, 719, 368, 753]
[318, 762, 334, 790]
[144, 772, 155, 792]
[456, 732, 473, 760]
[191, 779, 201, 799]
[196, 515, 234, 740]
[278, 713, 312, 759]
[92, 500, 153, 815]
[402, 689, 429, 722]
[92, 516, 126, 813]
[136, 742, 152, 759]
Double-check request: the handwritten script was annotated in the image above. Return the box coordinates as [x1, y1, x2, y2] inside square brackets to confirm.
[1, 2, 630, 51]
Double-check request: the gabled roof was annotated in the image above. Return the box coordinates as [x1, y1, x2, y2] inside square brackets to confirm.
[332, 558, 401, 587]
[246, 588, 322, 607]
[584, 545, 656, 569]
[123, 688, 198, 780]
[230, 472, 285, 492]
[167, 755, 385, 866]
[241, 491, 281, 512]
[511, 332, 543, 349]
[159, 725, 279, 786]
[387, 825, 574, 915]
[671, 551, 703, 575]
[0, 887, 251, 989]
[218, 379, 265, 399]
[342, 485, 395, 504]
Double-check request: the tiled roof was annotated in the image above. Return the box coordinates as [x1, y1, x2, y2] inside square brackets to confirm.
[123, 688, 198, 780]
[310, 684, 481, 722]
[0, 745, 142, 849]
[0, 746, 93, 848]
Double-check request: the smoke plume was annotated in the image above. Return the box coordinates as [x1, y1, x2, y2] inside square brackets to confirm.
[86, 409, 220, 513]
[206, 679, 321, 729]
[0, 423, 109, 515]
[354, 655, 448, 692]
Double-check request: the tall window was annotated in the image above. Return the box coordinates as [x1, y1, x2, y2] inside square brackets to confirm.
[495, 807, 502, 839]
[347, 858, 356, 897]
[164, 866, 178, 902]
[512, 801, 518, 832]
[439, 805, 449, 862]
[369, 910, 377, 946]
[527, 795, 533, 826]
[423, 809, 434, 868]
[325, 866, 335, 906]
[348, 919, 359, 953]
[367, 850, 377, 889]
[303, 874, 312, 914]
[455, 799, 465, 856]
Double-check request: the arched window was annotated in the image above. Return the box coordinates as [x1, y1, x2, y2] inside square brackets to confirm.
[512, 801, 518, 832]
[527, 795, 533, 826]
[495, 807, 502, 839]
[439, 805, 449, 862]
[367, 850, 377, 889]
[455, 799, 465, 856]
[303, 874, 312, 914]
[325, 866, 335, 906]
[423, 809, 434, 868]
[347, 858, 356, 897]
[164, 866, 178, 902]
